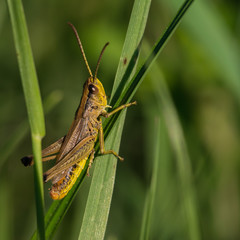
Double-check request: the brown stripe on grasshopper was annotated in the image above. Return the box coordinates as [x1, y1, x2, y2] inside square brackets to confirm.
[21, 23, 136, 200]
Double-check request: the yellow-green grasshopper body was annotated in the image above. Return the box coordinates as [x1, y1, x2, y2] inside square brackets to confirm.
[21, 23, 136, 200]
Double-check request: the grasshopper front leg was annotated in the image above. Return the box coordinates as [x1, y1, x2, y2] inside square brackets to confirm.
[98, 119, 124, 161]
[102, 101, 137, 118]
[99, 101, 137, 160]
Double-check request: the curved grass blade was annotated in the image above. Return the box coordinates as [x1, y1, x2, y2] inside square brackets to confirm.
[149, 59, 201, 240]
[31, 0, 195, 239]
[113, 0, 194, 109]
[103, 0, 194, 143]
[7, 0, 45, 239]
[140, 118, 161, 240]
[167, 0, 240, 104]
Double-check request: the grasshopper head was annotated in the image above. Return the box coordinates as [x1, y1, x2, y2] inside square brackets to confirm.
[87, 77, 107, 107]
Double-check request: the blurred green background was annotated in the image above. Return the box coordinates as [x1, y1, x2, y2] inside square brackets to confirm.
[1, 0, 240, 239]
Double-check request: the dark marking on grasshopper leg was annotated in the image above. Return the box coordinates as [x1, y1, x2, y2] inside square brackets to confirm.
[21, 156, 33, 167]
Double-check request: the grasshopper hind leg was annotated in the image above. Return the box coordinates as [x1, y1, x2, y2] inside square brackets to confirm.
[21, 156, 33, 166]
[98, 119, 124, 161]
[99, 149, 124, 161]
[98, 101, 136, 161]
[21, 136, 64, 167]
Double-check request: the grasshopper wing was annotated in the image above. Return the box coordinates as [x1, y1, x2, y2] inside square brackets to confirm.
[43, 135, 95, 183]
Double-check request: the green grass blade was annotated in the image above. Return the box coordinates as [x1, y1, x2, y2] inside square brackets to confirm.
[149, 63, 201, 240]
[102, 0, 194, 147]
[140, 118, 161, 240]
[7, 0, 45, 239]
[7, 1, 45, 137]
[78, 0, 152, 239]
[167, 0, 240, 104]
[112, 0, 194, 109]
[111, 0, 152, 94]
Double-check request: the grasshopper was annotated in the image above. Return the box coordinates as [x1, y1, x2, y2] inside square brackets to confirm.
[21, 23, 136, 200]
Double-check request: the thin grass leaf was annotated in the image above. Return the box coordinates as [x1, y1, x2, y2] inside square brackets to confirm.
[140, 118, 161, 240]
[111, 0, 152, 95]
[102, 0, 194, 148]
[113, 0, 194, 109]
[141, 96, 173, 238]
[167, 0, 240, 104]
[7, 0, 45, 239]
[149, 62, 201, 240]
[7, 0, 45, 137]
[30, 0, 194, 239]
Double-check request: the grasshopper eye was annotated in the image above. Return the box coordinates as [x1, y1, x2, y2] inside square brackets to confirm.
[88, 84, 98, 94]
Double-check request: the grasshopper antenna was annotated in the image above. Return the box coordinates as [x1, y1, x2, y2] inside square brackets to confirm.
[68, 22, 93, 77]
[94, 42, 109, 81]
